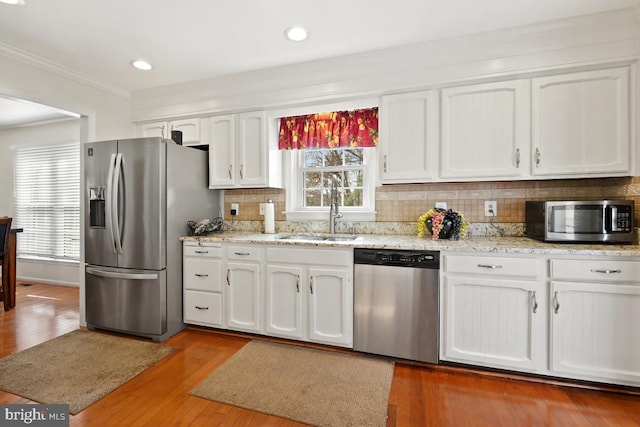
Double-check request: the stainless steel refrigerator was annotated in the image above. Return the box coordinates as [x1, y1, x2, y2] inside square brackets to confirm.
[84, 137, 219, 341]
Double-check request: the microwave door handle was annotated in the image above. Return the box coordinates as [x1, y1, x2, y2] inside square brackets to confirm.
[105, 153, 117, 254]
[112, 153, 123, 254]
[608, 206, 618, 232]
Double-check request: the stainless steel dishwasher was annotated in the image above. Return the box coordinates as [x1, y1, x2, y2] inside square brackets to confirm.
[354, 248, 439, 364]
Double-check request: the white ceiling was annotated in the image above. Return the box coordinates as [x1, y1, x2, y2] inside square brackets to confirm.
[0, 0, 638, 126]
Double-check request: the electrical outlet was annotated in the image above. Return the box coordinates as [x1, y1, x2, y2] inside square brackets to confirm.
[230, 203, 239, 216]
[435, 202, 447, 210]
[484, 201, 497, 217]
[259, 203, 265, 215]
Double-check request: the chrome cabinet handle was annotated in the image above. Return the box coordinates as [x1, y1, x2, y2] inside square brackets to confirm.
[515, 148, 520, 168]
[234, 252, 250, 256]
[226, 269, 230, 286]
[591, 269, 622, 274]
[195, 250, 209, 254]
[383, 155, 387, 173]
[296, 275, 300, 293]
[478, 264, 503, 269]
[531, 290, 538, 314]
[535, 147, 541, 166]
[240, 164, 244, 179]
[553, 291, 560, 314]
[310, 276, 314, 294]
[195, 306, 209, 310]
[228, 165, 233, 179]
[195, 273, 208, 277]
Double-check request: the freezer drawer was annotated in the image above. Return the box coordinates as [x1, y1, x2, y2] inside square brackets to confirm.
[85, 265, 167, 336]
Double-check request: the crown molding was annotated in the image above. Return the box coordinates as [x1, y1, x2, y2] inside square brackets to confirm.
[0, 41, 129, 100]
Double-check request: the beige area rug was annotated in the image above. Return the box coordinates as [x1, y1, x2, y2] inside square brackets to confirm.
[0, 329, 175, 414]
[190, 340, 395, 427]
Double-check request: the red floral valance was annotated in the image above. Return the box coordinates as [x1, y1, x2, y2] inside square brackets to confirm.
[278, 107, 378, 150]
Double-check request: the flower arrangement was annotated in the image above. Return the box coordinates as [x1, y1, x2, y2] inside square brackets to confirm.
[417, 208, 468, 241]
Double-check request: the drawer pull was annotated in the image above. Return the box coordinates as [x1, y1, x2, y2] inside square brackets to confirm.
[531, 291, 538, 314]
[478, 264, 503, 269]
[195, 250, 209, 254]
[553, 291, 560, 314]
[591, 269, 622, 274]
[195, 306, 209, 310]
[296, 275, 300, 293]
[310, 276, 314, 294]
[226, 269, 230, 286]
[234, 252, 250, 256]
[195, 273, 209, 277]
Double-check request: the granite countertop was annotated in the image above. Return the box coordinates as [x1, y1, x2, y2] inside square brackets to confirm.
[182, 232, 640, 257]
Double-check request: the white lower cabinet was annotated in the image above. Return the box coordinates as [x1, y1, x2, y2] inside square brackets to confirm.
[442, 253, 640, 387]
[549, 259, 640, 386]
[225, 245, 262, 333]
[183, 242, 224, 327]
[441, 254, 546, 372]
[265, 247, 353, 348]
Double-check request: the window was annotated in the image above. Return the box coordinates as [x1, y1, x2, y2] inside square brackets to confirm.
[13, 142, 80, 261]
[275, 102, 379, 222]
[285, 147, 377, 221]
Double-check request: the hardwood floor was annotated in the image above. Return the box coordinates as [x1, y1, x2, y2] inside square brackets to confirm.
[1, 282, 639, 426]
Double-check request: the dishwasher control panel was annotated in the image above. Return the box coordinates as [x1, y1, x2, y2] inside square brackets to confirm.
[354, 248, 440, 269]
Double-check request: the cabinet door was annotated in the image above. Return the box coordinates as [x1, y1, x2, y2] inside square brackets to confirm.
[442, 276, 545, 372]
[170, 118, 201, 146]
[380, 90, 438, 183]
[265, 265, 304, 339]
[237, 111, 267, 187]
[308, 267, 352, 347]
[226, 262, 261, 333]
[441, 80, 530, 179]
[532, 67, 630, 177]
[209, 114, 236, 188]
[550, 281, 640, 386]
[138, 121, 168, 139]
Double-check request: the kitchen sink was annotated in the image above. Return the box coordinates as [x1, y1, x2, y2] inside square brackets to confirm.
[276, 234, 358, 242]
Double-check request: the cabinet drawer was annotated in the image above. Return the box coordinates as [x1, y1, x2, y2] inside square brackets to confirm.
[445, 254, 541, 278]
[266, 247, 353, 266]
[183, 258, 222, 291]
[551, 259, 640, 282]
[227, 245, 261, 261]
[183, 244, 222, 258]
[184, 291, 222, 326]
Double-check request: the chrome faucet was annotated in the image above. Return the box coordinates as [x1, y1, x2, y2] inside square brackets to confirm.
[329, 175, 343, 234]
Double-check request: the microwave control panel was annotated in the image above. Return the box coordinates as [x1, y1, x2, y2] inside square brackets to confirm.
[613, 205, 633, 232]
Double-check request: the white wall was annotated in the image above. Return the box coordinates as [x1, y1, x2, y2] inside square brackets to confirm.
[0, 50, 135, 324]
[0, 119, 82, 286]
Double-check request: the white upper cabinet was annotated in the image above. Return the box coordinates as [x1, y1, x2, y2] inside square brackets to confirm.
[208, 111, 282, 189]
[208, 114, 236, 187]
[137, 118, 203, 146]
[531, 67, 631, 177]
[441, 80, 530, 180]
[379, 90, 439, 183]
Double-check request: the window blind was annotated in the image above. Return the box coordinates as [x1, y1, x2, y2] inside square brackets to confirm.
[13, 142, 80, 261]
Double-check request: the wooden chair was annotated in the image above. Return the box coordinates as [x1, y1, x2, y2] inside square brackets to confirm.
[0, 216, 13, 311]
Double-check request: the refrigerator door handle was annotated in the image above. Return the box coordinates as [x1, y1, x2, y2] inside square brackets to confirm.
[112, 153, 124, 254]
[105, 153, 117, 253]
[86, 266, 159, 280]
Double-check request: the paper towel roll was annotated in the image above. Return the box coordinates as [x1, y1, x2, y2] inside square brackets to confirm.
[264, 200, 275, 234]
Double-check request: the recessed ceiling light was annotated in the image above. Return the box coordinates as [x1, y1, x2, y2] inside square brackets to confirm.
[130, 59, 153, 71]
[0, 0, 26, 5]
[285, 26, 308, 42]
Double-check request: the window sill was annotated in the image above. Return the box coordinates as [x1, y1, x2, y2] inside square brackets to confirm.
[284, 211, 377, 222]
[18, 256, 80, 265]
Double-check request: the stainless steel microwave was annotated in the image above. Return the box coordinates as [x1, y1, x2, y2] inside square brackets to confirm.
[525, 200, 634, 244]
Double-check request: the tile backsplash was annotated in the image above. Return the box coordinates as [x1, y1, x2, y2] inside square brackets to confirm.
[222, 176, 640, 236]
